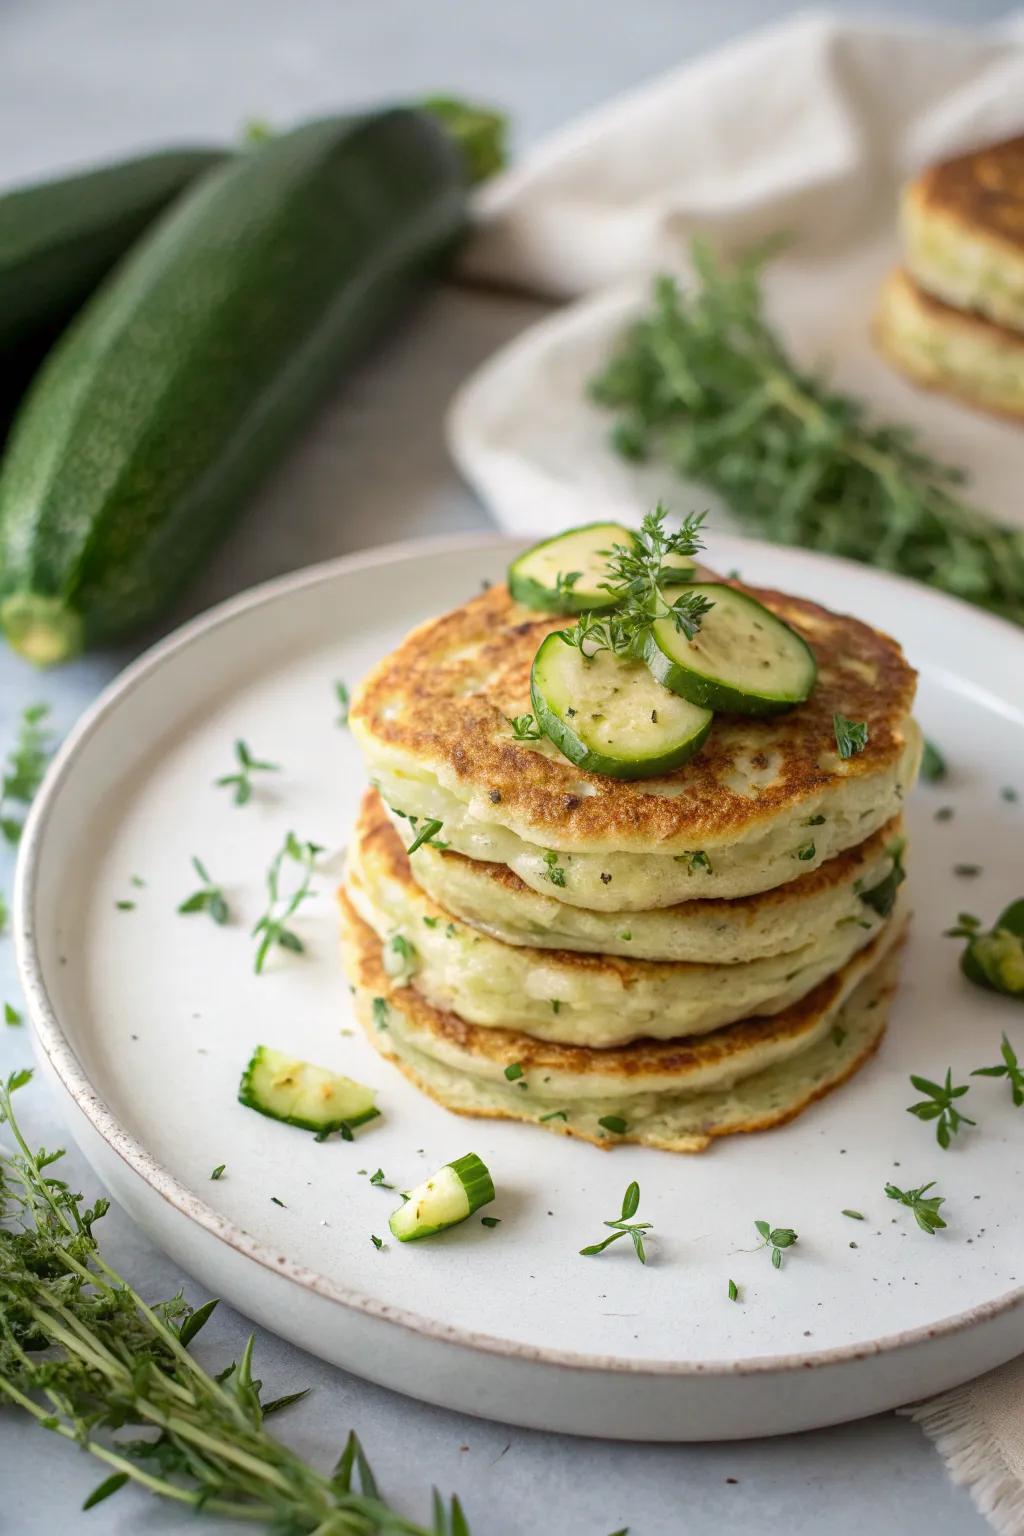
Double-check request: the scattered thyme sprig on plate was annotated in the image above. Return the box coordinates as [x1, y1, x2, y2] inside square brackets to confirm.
[0, 1072, 470, 1533]
[907, 1068, 976, 1149]
[580, 1180, 652, 1264]
[754, 1219, 798, 1270]
[972, 1034, 1024, 1107]
[215, 738, 280, 807]
[251, 832, 322, 974]
[589, 240, 1024, 626]
[178, 856, 229, 925]
[1, 703, 54, 845]
[555, 506, 713, 660]
[885, 1180, 947, 1234]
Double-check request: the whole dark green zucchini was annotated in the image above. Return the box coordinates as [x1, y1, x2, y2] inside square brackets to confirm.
[0, 147, 225, 355]
[0, 106, 502, 663]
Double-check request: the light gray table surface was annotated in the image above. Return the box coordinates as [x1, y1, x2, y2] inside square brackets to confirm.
[0, 2, 1010, 1531]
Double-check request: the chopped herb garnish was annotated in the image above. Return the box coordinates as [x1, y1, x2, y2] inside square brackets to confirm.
[215, 738, 279, 806]
[251, 832, 321, 974]
[554, 507, 711, 660]
[833, 714, 868, 760]
[368, 1169, 394, 1189]
[754, 1219, 798, 1270]
[0, 703, 54, 845]
[210, 1164, 225, 1181]
[580, 1180, 652, 1263]
[907, 1068, 975, 1149]
[618, 930, 632, 942]
[178, 856, 229, 925]
[971, 1034, 1024, 1107]
[934, 805, 955, 822]
[954, 863, 982, 879]
[1002, 786, 1019, 803]
[385, 933, 419, 984]
[504, 1063, 524, 1082]
[550, 999, 561, 1014]
[539, 1109, 568, 1122]
[370, 1234, 383, 1250]
[506, 714, 543, 741]
[270, 1196, 285, 1208]
[115, 900, 135, 912]
[543, 850, 567, 888]
[598, 1115, 627, 1135]
[841, 1209, 864, 1221]
[480, 1216, 501, 1228]
[920, 739, 947, 783]
[794, 842, 815, 862]
[885, 1181, 947, 1234]
[131, 875, 146, 889]
[859, 836, 906, 918]
[675, 849, 712, 875]
[422, 915, 439, 929]
[4, 1003, 22, 1027]
[804, 814, 826, 826]
[401, 816, 447, 855]
[334, 681, 350, 727]
[371, 996, 389, 1030]
[727, 1278, 739, 1302]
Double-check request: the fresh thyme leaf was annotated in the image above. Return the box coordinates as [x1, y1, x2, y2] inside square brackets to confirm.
[370, 1234, 383, 1250]
[115, 899, 135, 911]
[920, 739, 947, 783]
[555, 505, 711, 659]
[371, 997, 389, 1030]
[178, 855, 230, 925]
[954, 863, 982, 878]
[598, 1115, 627, 1135]
[210, 1163, 226, 1180]
[590, 241, 1024, 625]
[539, 1109, 568, 1122]
[842, 1209, 864, 1221]
[369, 1168, 394, 1188]
[972, 1034, 1024, 1107]
[543, 850, 567, 887]
[215, 738, 280, 806]
[727, 1278, 739, 1302]
[506, 713, 544, 741]
[755, 1219, 798, 1269]
[504, 1063, 524, 1081]
[481, 1216, 501, 1228]
[251, 832, 321, 974]
[580, 1180, 652, 1263]
[793, 841, 815, 862]
[0, 703, 54, 845]
[833, 714, 868, 760]
[934, 805, 955, 822]
[885, 1180, 947, 1234]
[859, 836, 906, 918]
[270, 1195, 285, 1207]
[907, 1068, 975, 1148]
[334, 680, 350, 727]
[3, 1002, 21, 1027]
[675, 849, 712, 874]
[0, 1073, 470, 1530]
[404, 817, 448, 855]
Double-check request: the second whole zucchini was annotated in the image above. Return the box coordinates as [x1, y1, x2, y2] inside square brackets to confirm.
[0, 104, 502, 664]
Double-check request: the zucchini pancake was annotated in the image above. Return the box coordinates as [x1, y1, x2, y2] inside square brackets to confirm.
[342, 511, 919, 1152]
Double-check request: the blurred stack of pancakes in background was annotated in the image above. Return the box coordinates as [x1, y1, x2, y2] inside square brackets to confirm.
[339, 574, 922, 1153]
[876, 133, 1024, 420]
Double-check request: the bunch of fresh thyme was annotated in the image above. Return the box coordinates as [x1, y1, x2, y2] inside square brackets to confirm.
[590, 239, 1024, 625]
[1, 703, 54, 845]
[556, 505, 712, 658]
[0, 1071, 469, 1533]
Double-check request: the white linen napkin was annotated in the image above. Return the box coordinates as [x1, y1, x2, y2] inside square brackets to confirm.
[450, 13, 1024, 1532]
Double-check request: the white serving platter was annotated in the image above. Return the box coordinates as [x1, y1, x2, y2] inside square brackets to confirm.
[14, 532, 1024, 1441]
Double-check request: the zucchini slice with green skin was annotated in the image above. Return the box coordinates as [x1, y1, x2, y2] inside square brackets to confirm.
[531, 632, 712, 779]
[509, 522, 695, 614]
[643, 583, 816, 715]
[238, 1046, 379, 1134]
[389, 1153, 494, 1241]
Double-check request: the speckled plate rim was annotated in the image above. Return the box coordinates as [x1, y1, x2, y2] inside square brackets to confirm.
[13, 529, 1024, 1380]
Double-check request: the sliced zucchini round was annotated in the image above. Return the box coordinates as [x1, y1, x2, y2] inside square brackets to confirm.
[509, 523, 633, 613]
[389, 1152, 495, 1241]
[531, 632, 712, 780]
[643, 584, 816, 715]
[238, 1046, 379, 1134]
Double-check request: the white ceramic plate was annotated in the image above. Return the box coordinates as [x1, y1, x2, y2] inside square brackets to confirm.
[15, 532, 1024, 1442]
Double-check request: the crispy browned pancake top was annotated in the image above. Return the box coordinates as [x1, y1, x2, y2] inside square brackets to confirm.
[351, 582, 916, 847]
[913, 133, 1024, 253]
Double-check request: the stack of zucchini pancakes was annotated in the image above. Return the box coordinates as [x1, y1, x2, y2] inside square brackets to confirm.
[341, 513, 922, 1152]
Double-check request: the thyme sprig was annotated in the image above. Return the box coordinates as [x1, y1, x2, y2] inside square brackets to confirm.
[555, 506, 712, 660]
[754, 1219, 798, 1270]
[0, 1071, 470, 1531]
[1, 703, 54, 845]
[215, 739, 280, 807]
[579, 1180, 652, 1263]
[885, 1180, 947, 1234]
[590, 241, 1024, 625]
[972, 1034, 1024, 1107]
[178, 856, 229, 925]
[252, 833, 322, 973]
[907, 1068, 975, 1149]
[506, 714, 544, 741]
